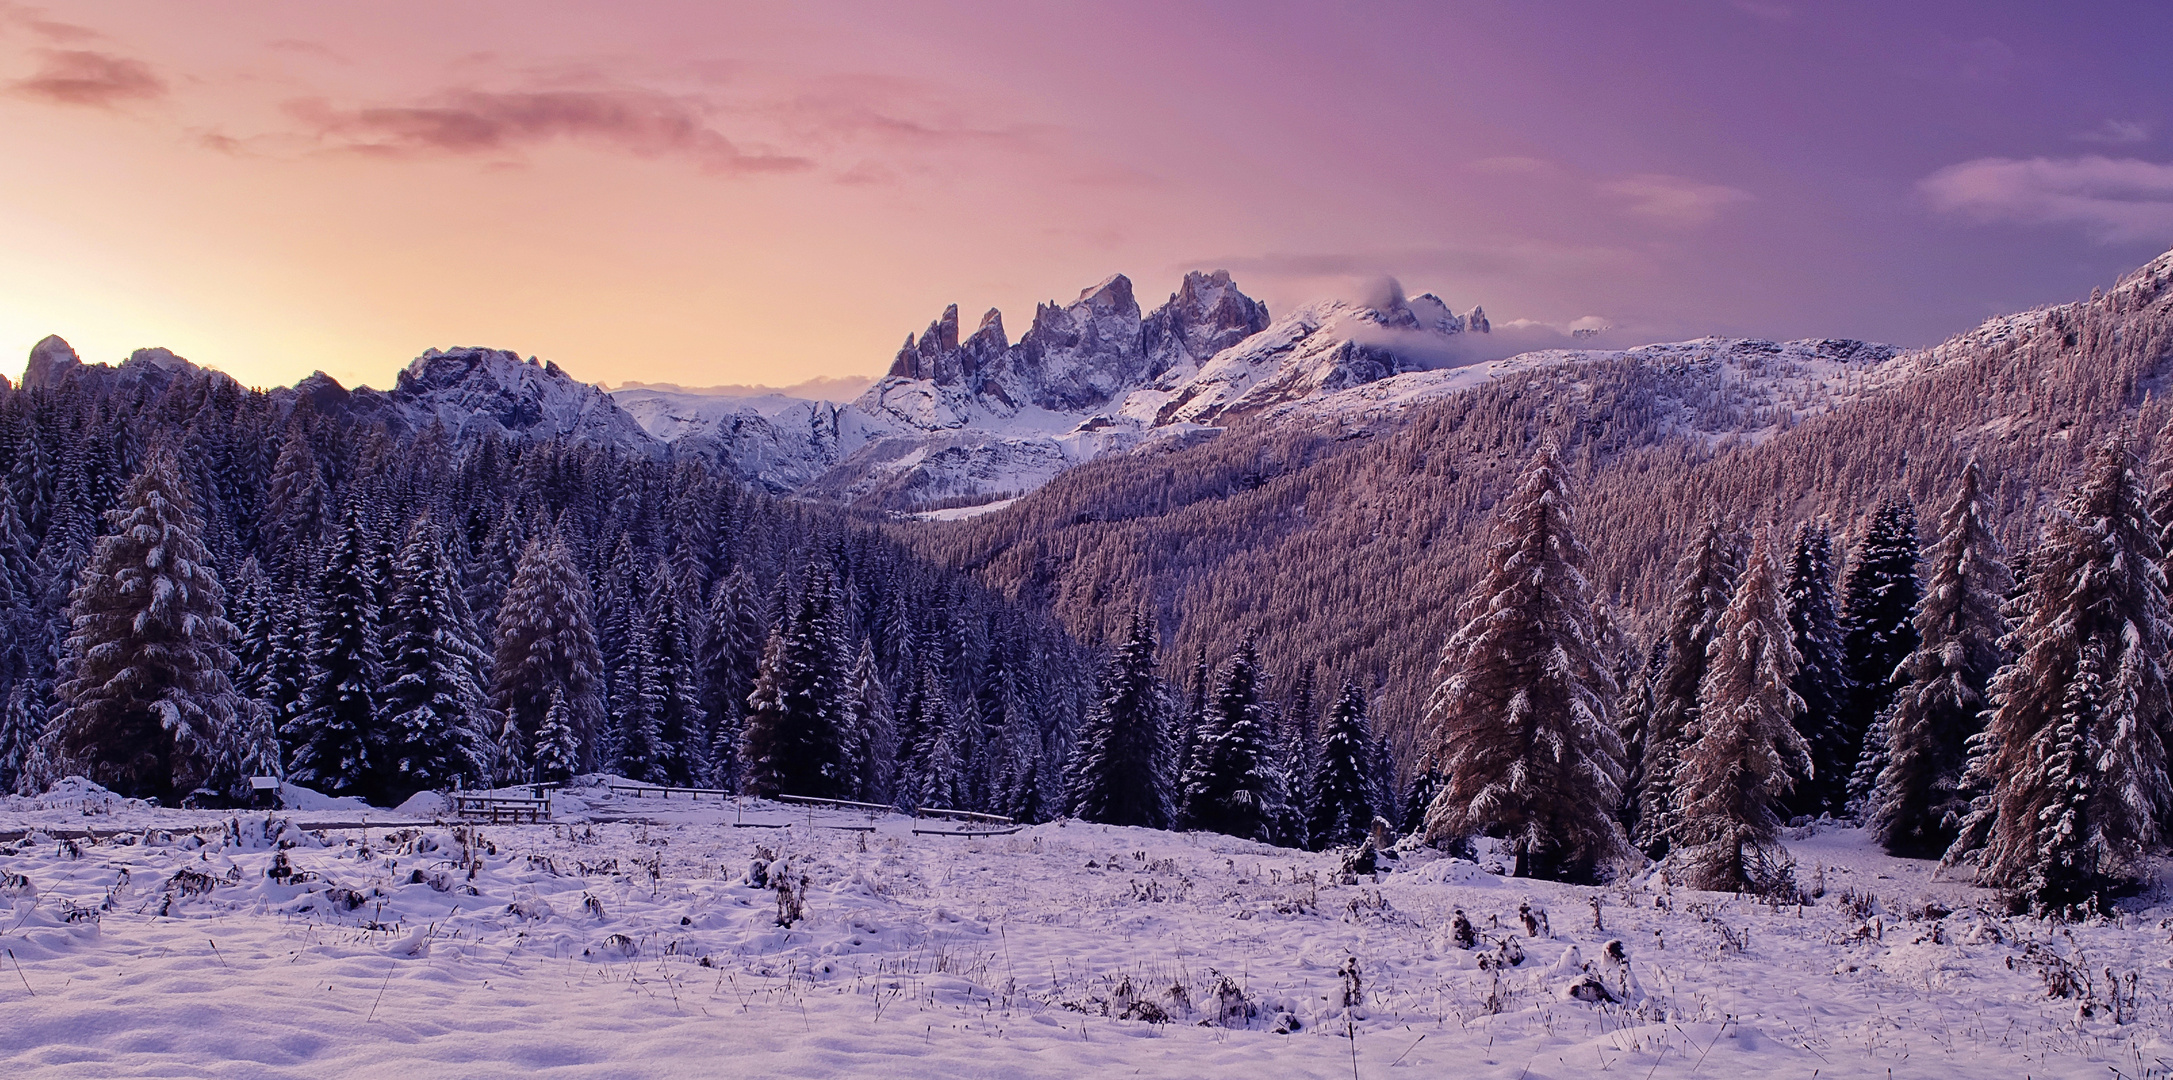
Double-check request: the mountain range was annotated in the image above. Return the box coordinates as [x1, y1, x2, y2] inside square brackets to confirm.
[19, 247, 2173, 756]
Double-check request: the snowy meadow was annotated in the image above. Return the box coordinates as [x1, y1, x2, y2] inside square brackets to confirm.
[3, 777, 2169, 1079]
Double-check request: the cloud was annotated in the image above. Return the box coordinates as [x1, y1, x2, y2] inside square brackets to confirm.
[0, 3, 101, 43]
[1920, 155, 2173, 243]
[2075, 119, 2150, 145]
[286, 87, 812, 175]
[1599, 173, 1754, 226]
[9, 48, 163, 107]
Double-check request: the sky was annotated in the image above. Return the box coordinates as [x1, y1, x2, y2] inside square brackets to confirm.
[1, 0, 2170, 392]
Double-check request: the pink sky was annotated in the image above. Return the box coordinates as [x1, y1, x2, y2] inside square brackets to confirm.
[2, 1, 2169, 391]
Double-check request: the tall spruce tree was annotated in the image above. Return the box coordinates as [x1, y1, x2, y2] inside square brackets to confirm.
[377, 516, 494, 800]
[738, 568, 849, 798]
[1870, 463, 2011, 857]
[1067, 609, 1168, 828]
[1784, 520, 1854, 816]
[1418, 447, 1627, 880]
[492, 536, 606, 778]
[698, 569, 760, 792]
[1838, 498, 1921, 811]
[840, 637, 893, 801]
[1673, 527, 1811, 893]
[643, 561, 710, 786]
[1178, 635, 1280, 842]
[49, 452, 243, 800]
[1631, 518, 1743, 855]
[1309, 681, 1382, 850]
[285, 505, 382, 798]
[1944, 438, 2173, 913]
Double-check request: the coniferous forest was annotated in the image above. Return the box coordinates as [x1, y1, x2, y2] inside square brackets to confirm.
[0, 363, 1094, 819]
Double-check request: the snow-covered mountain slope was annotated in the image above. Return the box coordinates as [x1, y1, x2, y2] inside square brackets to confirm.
[1275, 336, 1900, 446]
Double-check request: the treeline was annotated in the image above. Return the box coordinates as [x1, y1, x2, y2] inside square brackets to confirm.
[0, 362, 1091, 811]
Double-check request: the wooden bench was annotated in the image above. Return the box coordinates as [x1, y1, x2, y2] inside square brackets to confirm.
[450, 794, 551, 823]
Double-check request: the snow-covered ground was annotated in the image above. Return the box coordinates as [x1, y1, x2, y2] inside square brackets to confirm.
[3, 777, 2169, 1078]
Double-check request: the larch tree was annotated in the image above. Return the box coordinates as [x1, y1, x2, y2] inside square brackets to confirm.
[1067, 609, 1169, 828]
[49, 451, 243, 800]
[1870, 462, 2011, 858]
[1673, 527, 1811, 894]
[1630, 517, 1742, 856]
[1418, 447, 1626, 881]
[1309, 680, 1382, 850]
[1784, 520, 1853, 817]
[1944, 438, 2173, 914]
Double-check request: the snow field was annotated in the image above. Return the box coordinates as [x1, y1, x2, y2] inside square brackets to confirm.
[2, 791, 2171, 1078]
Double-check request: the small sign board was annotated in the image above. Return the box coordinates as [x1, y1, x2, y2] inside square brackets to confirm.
[249, 776, 280, 791]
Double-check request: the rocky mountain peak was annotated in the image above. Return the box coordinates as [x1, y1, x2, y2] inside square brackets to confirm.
[22, 335, 82, 389]
[1142, 269, 1272, 381]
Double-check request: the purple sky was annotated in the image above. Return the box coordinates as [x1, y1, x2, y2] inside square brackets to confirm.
[1, 0, 2169, 389]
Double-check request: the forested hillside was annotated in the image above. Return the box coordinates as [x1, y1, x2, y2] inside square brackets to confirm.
[0, 355, 1091, 811]
[907, 249, 2173, 769]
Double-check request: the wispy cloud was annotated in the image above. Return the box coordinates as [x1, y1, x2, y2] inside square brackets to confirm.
[9, 48, 163, 107]
[0, 2, 102, 43]
[1599, 173, 1754, 226]
[2075, 119, 2150, 145]
[285, 87, 812, 175]
[1921, 155, 2173, 243]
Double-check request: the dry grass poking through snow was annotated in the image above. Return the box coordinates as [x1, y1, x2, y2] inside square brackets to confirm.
[2, 780, 2171, 1079]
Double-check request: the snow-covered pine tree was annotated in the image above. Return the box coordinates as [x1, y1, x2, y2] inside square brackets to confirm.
[1418, 447, 1627, 880]
[1631, 518, 1743, 856]
[609, 618, 667, 783]
[698, 569, 760, 792]
[1178, 634, 1281, 842]
[1870, 462, 2011, 857]
[1067, 609, 1169, 828]
[910, 677, 970, 811]
[1784, 520, 1853, 817]
[1309, 681, 1381, 850]
[263, 421, 326, 571]
[994, 676, 1052, 823]
[377, 515, 493, 801]
[533, 686, 580, 783]
[1673, 527, 1811, 893]
[643, 560, 710, 786]
[0, 686, 41, 794]
[738, 567, 849, 798]
[284, 505, 382, 798]
[1944, 438, 2173, 913]
[1838, 497, 1921, 811]
[1275, 666, 1318, 848]
[49, 451, 243, 800]
[840, 637, 893, 801]
[492, 536, 606, 777]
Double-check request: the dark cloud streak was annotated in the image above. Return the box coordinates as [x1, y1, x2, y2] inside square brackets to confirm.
[286, 87, 812, 175]
[9, 48, 164, 107]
